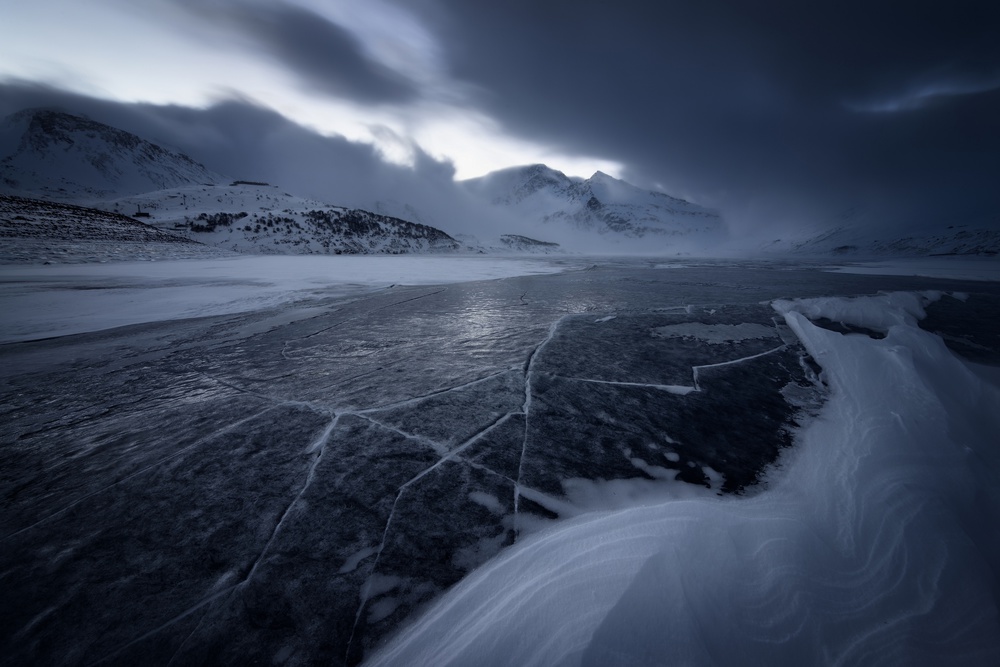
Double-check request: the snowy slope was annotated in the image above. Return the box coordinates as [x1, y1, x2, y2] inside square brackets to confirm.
[0, 110, 223, 200]
[462, 164, 725, 249]
[90, 184, 461, 255]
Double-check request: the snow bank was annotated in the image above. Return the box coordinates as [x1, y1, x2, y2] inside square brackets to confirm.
[366, 292, 1000, 666]
[0, 255, 570, 342]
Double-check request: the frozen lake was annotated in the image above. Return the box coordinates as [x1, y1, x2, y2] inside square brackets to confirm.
[2, 257, 999, 665]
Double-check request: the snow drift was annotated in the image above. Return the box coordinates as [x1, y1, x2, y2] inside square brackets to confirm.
[366, 291, 1000, 665]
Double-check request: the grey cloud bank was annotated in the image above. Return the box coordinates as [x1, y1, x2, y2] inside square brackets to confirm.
[0, 81, 537, 244]
[398, 0, 1000, 236]
[3, 0, 999, 244]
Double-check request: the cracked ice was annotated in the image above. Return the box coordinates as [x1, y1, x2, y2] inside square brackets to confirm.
[2, 261, 999, 666]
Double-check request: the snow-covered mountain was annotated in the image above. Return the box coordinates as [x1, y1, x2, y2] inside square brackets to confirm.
[0, 109, 223, 199]
[0, 110, 461, 258]
[462, 164, 725, 250]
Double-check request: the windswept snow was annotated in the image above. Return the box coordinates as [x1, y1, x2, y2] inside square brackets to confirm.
[366, 291, 1000, 666]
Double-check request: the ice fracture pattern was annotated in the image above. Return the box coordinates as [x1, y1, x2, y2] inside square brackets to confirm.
[2, 265, 998, 665]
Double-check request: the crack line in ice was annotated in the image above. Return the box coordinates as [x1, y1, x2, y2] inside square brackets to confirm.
[241, 413, 340, 584]
[186, 366, 282, 402]
[12, 385, 172, 442]
[345, 411, 516, 660]
[280, 289, 447, 359]
[351, 413, 447, 455]
[90, 585, 238, 665]
[355, 368, 516, 414]
[550, 375, 697, 395]
[371, 288, 447, 313]
[2, 405, 282, 543]
[514, 315, 569, 533]
[454, 457, 518, 485]
[691, 343, 787, 391]
[127, 414, 340, 667]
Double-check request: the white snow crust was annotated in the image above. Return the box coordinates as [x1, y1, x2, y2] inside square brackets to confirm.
[0, 256, 570, 342]
[366, 291, 1000, 666]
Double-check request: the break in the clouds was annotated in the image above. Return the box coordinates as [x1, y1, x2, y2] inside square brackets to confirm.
[1, 0, 998, 237]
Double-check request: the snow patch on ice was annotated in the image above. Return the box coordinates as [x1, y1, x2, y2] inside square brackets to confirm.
[339, 546, 379, 575]
[468, 491, 505, 516]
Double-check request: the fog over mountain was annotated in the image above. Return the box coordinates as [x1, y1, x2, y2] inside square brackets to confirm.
[0, 88, 731, 253]
[2, 0, 998, 249]
[399, 0, 1000, 238]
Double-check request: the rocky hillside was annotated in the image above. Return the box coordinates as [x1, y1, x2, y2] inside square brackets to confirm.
[93, 184, 461, 255]
[0, 194, 227, 263]
[0, 194, 201, 244]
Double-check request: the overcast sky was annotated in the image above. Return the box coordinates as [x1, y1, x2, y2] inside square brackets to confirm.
[2, 0, 999, 237]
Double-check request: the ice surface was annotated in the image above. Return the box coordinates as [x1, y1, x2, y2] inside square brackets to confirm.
[827, 256, 1000, 282]
[650, 321, 777, 344]
[368, 290, 1000, 666]
[2, 261, 998, 666]
[0, 255, 575, 342]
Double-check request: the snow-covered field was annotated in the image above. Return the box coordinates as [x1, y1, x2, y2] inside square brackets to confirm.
[0, 255, 578, 343]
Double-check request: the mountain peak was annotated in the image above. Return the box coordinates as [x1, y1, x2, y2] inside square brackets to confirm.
[1, 108, 223, 199]
[462, 161, 724, 250]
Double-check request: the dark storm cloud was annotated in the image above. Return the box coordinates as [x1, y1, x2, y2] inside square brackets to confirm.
[175, 0, 417, 104]
[0, 81, 523, 238]
[402, 0, 1000, 235]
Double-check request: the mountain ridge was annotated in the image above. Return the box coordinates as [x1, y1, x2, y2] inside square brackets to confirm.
[461, 164, 725, 248]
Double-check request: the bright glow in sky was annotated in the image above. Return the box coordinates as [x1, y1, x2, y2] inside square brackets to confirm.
[0, 0, 620, 180]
